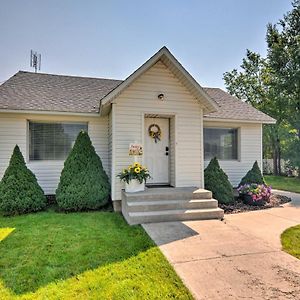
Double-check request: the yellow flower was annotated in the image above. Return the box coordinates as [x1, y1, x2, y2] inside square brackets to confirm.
[134, 167, 141, 173]
[128, 165, 132, 170]
[134, 162, 140, 167]
[122, 169, 126, 174]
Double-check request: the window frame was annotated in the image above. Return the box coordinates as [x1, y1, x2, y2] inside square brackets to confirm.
[204, 126, 240, 161]
[27, 120, 89, 162]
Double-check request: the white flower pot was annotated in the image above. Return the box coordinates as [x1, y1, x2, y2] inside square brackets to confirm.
[125, 179, 145, 193]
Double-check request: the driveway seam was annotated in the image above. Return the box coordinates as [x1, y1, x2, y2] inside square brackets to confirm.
[172, 250, 281, 265]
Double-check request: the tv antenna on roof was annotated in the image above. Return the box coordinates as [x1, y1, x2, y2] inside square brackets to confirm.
[30, 50, 41, 73]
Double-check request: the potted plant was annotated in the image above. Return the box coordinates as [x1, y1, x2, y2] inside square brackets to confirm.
[117, 162, 150, 193]
[237, 183, 272, 206]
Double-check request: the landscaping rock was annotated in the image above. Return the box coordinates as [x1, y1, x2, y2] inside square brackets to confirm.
[220, 194, 291, 214]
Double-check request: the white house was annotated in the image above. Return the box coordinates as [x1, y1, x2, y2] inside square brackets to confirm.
[0, 47, 275, 223]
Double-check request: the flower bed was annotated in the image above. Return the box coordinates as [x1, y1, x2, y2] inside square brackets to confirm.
[220, 193, 291, 214]
[237, 183, 272, 206]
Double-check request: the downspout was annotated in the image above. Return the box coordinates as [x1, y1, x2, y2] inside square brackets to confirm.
[111, 103, 116, 204]
[200, 108, 205, 188]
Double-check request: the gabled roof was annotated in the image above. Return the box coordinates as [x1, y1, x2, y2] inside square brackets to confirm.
[0, 71, 122, 114]
[203, 88, 275, 124]
[100, 46, 219, 114]
[0, 47, 275, 124]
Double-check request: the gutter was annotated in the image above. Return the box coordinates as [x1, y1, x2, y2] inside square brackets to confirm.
[203, 117, 276, 124]
[0, 109, 100, 117]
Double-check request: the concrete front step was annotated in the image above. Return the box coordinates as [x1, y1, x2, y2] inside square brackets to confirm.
[127, 198, 218, 212]
[121, 187, 224, 225]
[124, 187, 212, 201]
[125, 208, 224, 225]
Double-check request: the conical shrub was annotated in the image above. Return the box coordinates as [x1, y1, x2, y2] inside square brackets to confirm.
[204, 157, 234, 204]
[239, 161, 265, 186]
[0, 145, 46, 216]
[56, 131, 110, 211]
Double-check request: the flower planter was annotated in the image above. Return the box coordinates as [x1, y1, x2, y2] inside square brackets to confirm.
[125, 179, 145, 193]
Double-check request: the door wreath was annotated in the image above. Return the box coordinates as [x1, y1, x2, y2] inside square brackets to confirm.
[148, 124, 161, 143]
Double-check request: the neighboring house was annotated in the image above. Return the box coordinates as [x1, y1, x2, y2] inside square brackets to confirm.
[0, 47, 275, 216]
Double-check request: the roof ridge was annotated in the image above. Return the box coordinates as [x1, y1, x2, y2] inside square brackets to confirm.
[18, 70, 123, 82]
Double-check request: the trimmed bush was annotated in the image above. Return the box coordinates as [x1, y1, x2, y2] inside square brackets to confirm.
[204, 157, 234, 204]
[239, 161, 265, 186]
[56, 131, 110, 211]
[0, 145, 46, 216]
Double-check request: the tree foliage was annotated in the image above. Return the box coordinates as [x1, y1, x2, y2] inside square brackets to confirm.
[266, 0, 300, 175]
[56, 131, 110, 211]
[204, 157, 234, 204]
[0, 145, 46, 216]
[224, 0, 300, 176]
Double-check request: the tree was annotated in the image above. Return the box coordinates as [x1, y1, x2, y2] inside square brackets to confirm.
[56, 131, 110, 211]
[0, 145, 46, 216]
[266, 0, 300, 176]
[224, 1, 300, 176]
[204, 157, 234, 204]
[223, 51, 286, 175]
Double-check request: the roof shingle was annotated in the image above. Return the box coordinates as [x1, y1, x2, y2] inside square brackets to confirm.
[203, 87, 275, 123]
[0, 71, 122, 113]
[0, 71, 275, 123]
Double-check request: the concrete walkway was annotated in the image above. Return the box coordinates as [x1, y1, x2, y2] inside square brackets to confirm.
[143, 191, 300, 300]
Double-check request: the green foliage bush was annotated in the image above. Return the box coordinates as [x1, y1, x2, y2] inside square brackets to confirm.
[0, 145, 46, 216]
[239, 161, 265, 186]
[204, 157, 234, 204]
[56, 131, 110, 211]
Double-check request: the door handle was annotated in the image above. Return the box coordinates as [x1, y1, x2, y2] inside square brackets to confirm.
[165, 146, 169, 151]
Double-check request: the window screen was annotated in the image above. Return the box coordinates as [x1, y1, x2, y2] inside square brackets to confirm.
[204, 128, 238, 160]
[29, 122, 88, 160]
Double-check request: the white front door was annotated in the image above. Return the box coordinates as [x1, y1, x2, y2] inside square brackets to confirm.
[144, 117, 169, 185]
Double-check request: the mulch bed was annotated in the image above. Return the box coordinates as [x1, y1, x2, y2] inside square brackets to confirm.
[220, 193, 291, 214]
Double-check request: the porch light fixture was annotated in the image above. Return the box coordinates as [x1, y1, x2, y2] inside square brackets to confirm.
[157, 93, 165, 101]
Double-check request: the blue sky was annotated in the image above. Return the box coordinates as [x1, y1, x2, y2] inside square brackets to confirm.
[0, 0, 291, 88]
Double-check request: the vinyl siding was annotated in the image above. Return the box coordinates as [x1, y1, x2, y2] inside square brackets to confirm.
[112, 60, 204, 201]
[203, 121, 262, 187]
[0, 113, 109, 194]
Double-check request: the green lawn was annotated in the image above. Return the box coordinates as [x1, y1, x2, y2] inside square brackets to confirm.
[0, 211, 193, 300]
[281, 225, 300, 259]
[265, 175, 300, 193]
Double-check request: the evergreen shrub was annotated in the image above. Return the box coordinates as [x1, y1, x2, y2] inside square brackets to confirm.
[239, 161, 265, 186]
[0, 145, 46, 216]
[204, 157, 234, 204]
[56, 131, 110, 211]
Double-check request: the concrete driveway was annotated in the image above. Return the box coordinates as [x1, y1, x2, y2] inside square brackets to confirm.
[143, 191, 300, 300]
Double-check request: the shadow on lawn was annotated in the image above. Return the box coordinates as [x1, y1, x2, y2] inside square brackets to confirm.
[0, 246, 192, 300]
[0, 211, 154, 295]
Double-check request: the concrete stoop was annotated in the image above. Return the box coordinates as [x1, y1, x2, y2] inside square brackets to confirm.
[121, 187, 224, 225]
